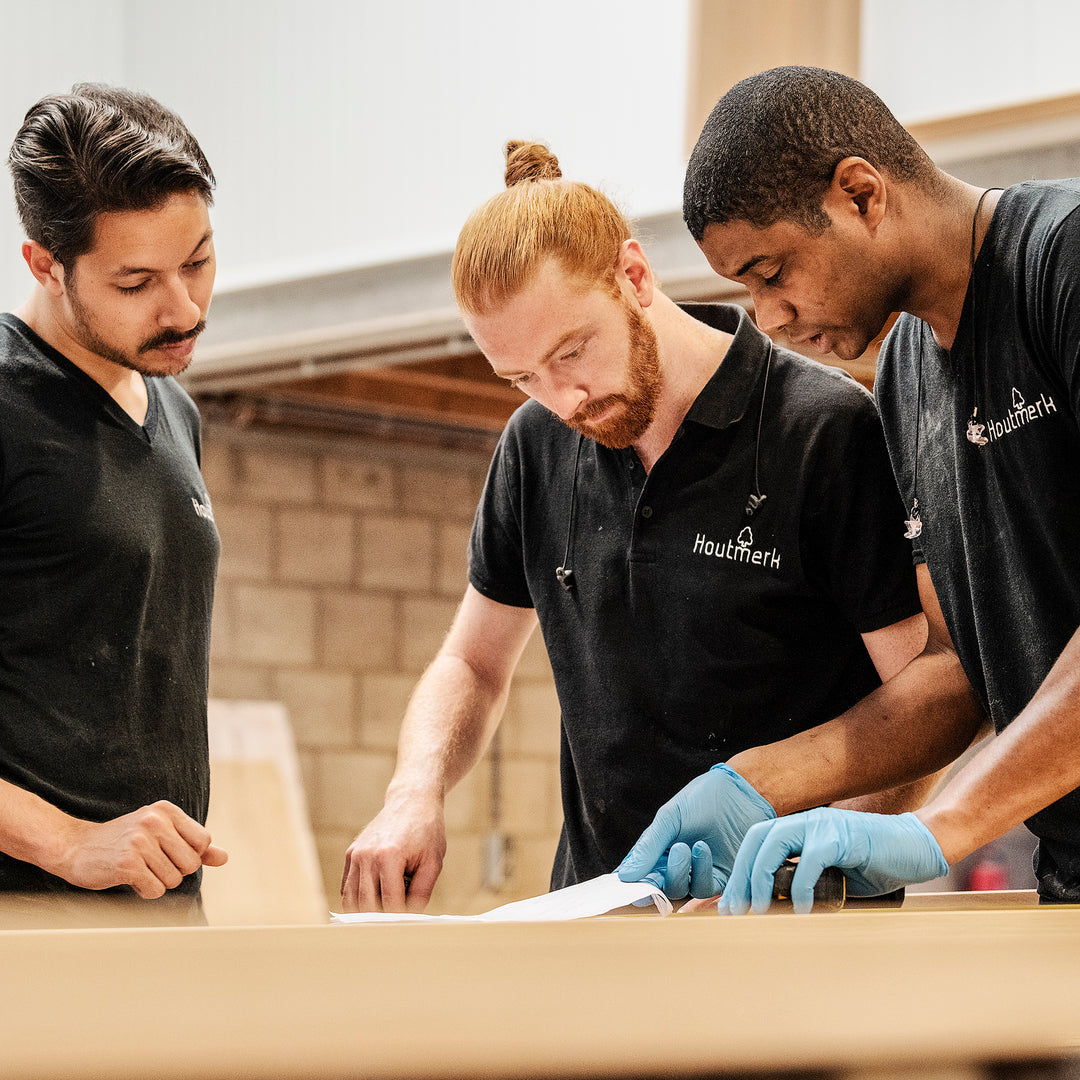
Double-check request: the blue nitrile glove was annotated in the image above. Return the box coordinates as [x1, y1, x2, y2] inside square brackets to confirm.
[616, 764, 776, 899]
[718, 807, 949, 915]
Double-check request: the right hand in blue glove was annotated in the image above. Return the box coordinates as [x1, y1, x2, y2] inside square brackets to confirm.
[718, 807, 949, 915]
[616, 764, 776, 899]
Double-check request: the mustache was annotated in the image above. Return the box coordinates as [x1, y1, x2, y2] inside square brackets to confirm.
[570, 394, 629, 426]
[139, 320, 206, 353]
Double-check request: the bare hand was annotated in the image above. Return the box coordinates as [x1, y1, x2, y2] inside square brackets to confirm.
[340, 798, 446, 913]
[54, 801, 228, 899]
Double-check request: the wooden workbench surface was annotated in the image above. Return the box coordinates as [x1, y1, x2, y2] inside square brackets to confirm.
[1, 900, 1078, 1079]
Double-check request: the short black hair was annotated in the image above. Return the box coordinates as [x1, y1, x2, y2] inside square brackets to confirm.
[684, 66, 937, 240]
[9, 83, 215, 267]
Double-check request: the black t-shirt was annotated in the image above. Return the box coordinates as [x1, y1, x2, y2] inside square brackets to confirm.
[470, 303, 920, 886]
[876, 179, 1080, 880]
[0, 314, 219, 894]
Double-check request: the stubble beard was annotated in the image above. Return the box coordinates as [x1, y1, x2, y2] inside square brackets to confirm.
[67, 280, 206, 378]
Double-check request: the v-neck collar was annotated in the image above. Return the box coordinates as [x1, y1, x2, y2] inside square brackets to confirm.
[2, 313, 159, 442]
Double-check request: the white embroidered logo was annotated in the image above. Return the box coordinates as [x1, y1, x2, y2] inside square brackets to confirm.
[191, 495, 215, 522]
[693, 526, 781, 570]
[982, 386, 1057, 444]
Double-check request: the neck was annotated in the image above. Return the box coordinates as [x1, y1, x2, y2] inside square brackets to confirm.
[632, 292, 732, 471]
[15, 291, 149, 424]
[897, 177, 1003, 350]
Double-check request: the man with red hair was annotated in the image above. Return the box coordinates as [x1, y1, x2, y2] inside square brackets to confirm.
[340, 141, 939, 913]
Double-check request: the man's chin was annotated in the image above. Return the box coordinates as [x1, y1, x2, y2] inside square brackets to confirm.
[136, 356, 195, 379]
[829, 336, 876, 363]
[570, 416, 650, 449]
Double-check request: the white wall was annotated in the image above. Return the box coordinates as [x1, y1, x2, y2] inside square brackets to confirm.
[3, 0, 1080, 314]
[0, 0, 691, 307]
[861, 0, 1080, 120]
[0, 0, 127, 310]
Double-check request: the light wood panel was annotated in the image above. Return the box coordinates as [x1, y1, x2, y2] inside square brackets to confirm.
[2, 903, 1078, 1078]
[687, 0, 861, 154]
[201, 699, 328, 927]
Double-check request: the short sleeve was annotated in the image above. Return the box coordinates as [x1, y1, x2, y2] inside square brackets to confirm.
[467, 423, 535, 609]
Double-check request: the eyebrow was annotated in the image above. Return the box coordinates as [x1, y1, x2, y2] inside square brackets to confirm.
[491, 324, 588, 380]
[733, 253, 770, 278]
[114, 230, 214, 277]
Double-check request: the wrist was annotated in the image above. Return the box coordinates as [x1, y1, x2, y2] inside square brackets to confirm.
[384, 776, 446, 816]
[914, 806, 967, 866]
[0, 781, 81, 876]
[711, 760, 777, 818]
[723, 752, 789, 816]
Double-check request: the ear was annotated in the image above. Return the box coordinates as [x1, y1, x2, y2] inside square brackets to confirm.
[22, 241, 67, 296]
[825, 157, 887, 231]
[616, 238, 655, 308]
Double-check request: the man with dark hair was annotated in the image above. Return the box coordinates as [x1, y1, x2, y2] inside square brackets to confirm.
[621, 64, 1080, 912]
[0, 84, 226, 915]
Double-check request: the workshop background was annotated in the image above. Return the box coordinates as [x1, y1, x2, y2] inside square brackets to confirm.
[3, 0, 1080, 915]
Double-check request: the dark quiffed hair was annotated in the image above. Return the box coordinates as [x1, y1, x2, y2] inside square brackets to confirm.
[8, 83, 215, 267]
[684, 66, 939, 240]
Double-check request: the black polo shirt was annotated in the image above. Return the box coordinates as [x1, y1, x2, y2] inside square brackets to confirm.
[470, 303, 920, 887]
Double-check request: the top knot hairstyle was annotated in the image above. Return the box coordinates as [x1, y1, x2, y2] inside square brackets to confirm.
[503, 139, 563, 186]
[683, 66, 940, 240]
[9, 82, 216, 268]
[452, 140, 632, 316]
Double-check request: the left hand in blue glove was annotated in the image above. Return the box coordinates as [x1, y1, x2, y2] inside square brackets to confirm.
[718, 807, 949, 915]
[615, 764, 776, 899]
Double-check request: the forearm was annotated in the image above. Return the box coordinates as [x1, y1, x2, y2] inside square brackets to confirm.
[920, 625, 1080, 863]
[384, 651, 510, 809]
[729, 647, 986, 817]
[832, 770, 945, 815]
[0, 777, 74, 873]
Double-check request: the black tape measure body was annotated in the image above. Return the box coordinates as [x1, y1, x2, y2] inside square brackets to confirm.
[771, 859, 846, 912]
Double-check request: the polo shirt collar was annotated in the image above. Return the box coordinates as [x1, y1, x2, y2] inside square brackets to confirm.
[679, 303, 771, 431]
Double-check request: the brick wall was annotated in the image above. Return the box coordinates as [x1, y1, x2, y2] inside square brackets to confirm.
[200, 421, 563, 914]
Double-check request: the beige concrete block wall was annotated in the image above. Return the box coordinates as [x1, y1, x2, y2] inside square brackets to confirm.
[201, 422, 563, 914]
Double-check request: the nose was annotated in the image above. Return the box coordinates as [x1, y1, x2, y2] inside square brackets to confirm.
[545, 374, 589, 423]
[158, 275, 204, 330]
[750, 290, 794, 336]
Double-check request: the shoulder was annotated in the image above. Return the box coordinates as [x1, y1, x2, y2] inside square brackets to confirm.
[993, 180, 1080, 252]
[1000, 178, 1080, 217]
[0, 316, 56, 410]
[763, 352, 891, 483]
[157, 375, 200, 415]
[770, 346, 878, 427]
[155, 376, 204, 446]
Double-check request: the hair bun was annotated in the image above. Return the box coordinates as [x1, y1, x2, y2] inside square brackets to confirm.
[504, 140, 562, 188]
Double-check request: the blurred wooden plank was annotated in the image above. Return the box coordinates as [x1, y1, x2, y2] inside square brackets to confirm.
[687, 0, 861, 155]
[202, 699, 327, 926]
[2, 907, 1079, 1078]
[903, 889, 1040, 911]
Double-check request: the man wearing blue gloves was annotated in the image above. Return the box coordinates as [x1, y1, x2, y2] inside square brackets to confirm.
[341, 139, 943, 913]
[621, 66, 1080, 910]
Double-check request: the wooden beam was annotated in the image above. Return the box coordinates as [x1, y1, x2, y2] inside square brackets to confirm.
[687, 0, 861, 155]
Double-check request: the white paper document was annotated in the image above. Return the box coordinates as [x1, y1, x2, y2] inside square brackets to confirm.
[330, 872, 672, 924]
